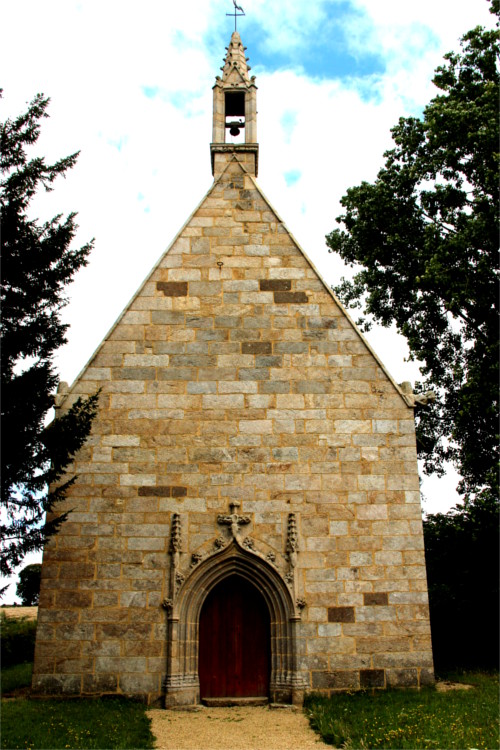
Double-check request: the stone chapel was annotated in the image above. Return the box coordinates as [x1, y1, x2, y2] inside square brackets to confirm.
[33, 31, 434, 706]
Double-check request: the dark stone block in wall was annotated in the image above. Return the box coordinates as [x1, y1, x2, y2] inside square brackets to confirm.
[83, 674, 118, 693]
[242, 341, 272, 355]
[328, 606, 355, 623]
[259, 279, 291, 291]
[273, 291, 308, 304]
[360, 669, 385, 688]
[312, 670, 360, 689]
[420, 668, 436, 686]
[171, 486, 187, 497]
[386, 668, 418, 688]
[139, 486, 173, 497]
[157, 282, 188, 297]
[364, 592, 388, 606]
[32, 674, 81, 695]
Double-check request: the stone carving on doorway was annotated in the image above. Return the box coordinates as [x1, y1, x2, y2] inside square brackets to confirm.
[168, 513, 183, 600]
[163, 504, 306, 619]
[190, 552, 203, 567]
[162, 502, 308, 707]
[285, 512, 300, 602]
[217, 501, 251, 541]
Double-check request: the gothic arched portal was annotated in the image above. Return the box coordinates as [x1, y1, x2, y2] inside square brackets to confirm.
[163, 542, 305, 707]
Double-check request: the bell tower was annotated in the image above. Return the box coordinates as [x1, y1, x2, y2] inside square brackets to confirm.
[211, 30, 259, 177]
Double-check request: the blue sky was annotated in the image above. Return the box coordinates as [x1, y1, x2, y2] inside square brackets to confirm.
[0, 0, 495, 598]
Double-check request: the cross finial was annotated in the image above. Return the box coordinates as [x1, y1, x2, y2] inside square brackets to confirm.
[226, 0, 245, 32]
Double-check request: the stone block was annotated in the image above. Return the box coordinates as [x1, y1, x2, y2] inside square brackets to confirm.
[83, 674, 118, 693]
[385, 668, 418, 687]
[312, 670, 360, 690]
[157, 281, 188, 296]
[259, 279, 291, 291]
[364, 592, 388, 606]
[56, 591, 92, 609]
[360, 669, 385, 688]
[119, 673, 160, 695]
[241, 341, 273, 355]
[32, 674, 81, 695]
[273, 291, 308, 304]
[328, 606, 355, 623]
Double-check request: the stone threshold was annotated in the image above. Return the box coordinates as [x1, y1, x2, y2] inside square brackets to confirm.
[202, 696, 268, 707]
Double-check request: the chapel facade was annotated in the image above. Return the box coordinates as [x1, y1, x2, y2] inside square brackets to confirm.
[33, 31, 434, 706]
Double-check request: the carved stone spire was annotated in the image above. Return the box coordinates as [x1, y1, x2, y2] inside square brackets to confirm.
[221, 31, 252, 83]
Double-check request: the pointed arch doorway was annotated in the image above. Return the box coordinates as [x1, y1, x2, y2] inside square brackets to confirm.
[199, 575, 270, 699]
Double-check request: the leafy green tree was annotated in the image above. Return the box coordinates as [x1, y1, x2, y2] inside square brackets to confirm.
[326, 17, 499, 501]
[15, 563, 42, 606]
[1, 93, 99, 578]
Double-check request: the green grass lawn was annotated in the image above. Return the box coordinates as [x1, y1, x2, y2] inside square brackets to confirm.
[1, 697, 155, 750]
[1, 664, 155, 750]
[305, 672, 499, 749]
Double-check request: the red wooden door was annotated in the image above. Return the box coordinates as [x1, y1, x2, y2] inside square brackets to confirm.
[199, 575, 270, 698]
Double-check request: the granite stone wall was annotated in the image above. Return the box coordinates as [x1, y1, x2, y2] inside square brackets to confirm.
[33, 154, 434, 705]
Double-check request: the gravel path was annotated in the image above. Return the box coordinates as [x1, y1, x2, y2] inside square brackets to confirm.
[147, 705, 329, 750]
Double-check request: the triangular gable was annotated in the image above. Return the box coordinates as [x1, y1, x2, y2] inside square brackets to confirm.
[60, 158, 413, 410]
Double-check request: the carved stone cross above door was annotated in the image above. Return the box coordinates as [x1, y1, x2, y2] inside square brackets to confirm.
[217, 501, 251, 542]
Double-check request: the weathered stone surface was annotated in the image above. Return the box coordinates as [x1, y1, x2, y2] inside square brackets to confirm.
[364, 592, 389, 606]
[360, 669, 385, 688]
[312, 670, 360, 689]
[328, 606, 355, 623]
[157, 281, 188, 297]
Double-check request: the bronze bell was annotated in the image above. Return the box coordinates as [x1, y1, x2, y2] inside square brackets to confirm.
[226, 120, 243, 137]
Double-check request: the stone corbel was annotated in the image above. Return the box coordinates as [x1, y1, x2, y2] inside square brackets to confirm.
[399, 381, 436, 408]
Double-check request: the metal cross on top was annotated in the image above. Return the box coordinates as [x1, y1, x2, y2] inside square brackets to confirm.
[226, 0, 245, 31]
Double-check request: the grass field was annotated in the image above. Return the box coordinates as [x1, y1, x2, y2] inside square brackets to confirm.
[1, 662, 155, 750]
[305, 672, 499, 749]
[1, 663, 498, 749]
[1, 697, 155, 750]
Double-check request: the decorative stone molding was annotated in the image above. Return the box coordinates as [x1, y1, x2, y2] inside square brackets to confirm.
[170, 514, 182, 556]
[191, 552, 203, 567]
[286, 512, 299, 567]
[285, 512, 303, 606]
[169, 513, 182, 601]
[163, 538, 307, 708]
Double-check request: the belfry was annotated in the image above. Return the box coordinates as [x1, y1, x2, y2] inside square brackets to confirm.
[33, 29, 434, 706]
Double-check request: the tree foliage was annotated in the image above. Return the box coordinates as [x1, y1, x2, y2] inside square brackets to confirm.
[1, 94, 99, 578]
[15, 563, 42, 606]
[326, 18, 499, 501]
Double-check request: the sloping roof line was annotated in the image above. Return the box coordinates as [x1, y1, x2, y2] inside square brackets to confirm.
[60, 156, 413, 409]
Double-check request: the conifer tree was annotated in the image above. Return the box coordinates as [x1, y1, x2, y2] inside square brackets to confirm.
[1, 93, 99, 578]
